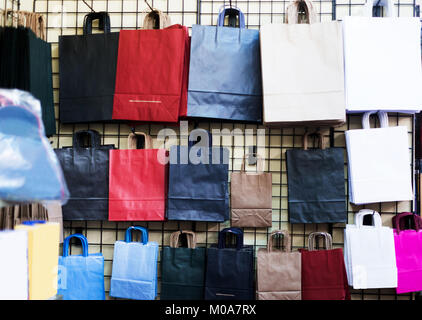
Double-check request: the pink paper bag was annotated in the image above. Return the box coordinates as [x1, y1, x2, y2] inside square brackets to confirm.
[393, 212, 422, 294]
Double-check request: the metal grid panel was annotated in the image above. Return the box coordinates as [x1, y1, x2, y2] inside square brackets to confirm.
[28, 0, 419, 300]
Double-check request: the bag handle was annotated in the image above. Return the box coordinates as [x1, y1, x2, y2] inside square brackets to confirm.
[142, 9, 172, 30]
[303, 132, 325, 150]
[73, 130, 101, 148]
[83, 11, 111, 35]
[241, 154, 264, 172]
[217, 5, 246, 28]
[395, 212, 420, 234]
[362, 111, 389, 129]
[286, 0, 318, 24]
[125, 226, 148, 244]
[393, 212, 422, 233]
[267, 230, 291, 253]
[362, 0, 395, 17]
[128, 132, 153, 150]
[218, 227, 244, 250]
[62, 234, 89, 257]
[355, 209, 382, 228]
[308, 232, 332, 251]
[170, 230, 197, 249]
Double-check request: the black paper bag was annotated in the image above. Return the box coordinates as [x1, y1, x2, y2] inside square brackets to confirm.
[286, 133, 346, 223]
[204, 227, 254, 300]
[0, 27, 56, 136]
[55, 130, 114, 220]
[59, 12, 119, 123]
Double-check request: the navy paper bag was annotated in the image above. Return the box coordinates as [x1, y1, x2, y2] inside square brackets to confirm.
[58, 234, 105, 300]
[205, 227, 255, 300]
[167, 135, 230, 222]
[167, 129, 230, 222]
[286, 132, 346, 223]
[187, 6, 262, 122]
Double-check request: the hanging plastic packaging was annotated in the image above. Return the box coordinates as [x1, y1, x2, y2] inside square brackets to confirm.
[0, 89, 69, 205]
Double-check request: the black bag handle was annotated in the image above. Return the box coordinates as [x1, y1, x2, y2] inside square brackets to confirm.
[83, 11, 111, 35]
[73, 130, 101, 148]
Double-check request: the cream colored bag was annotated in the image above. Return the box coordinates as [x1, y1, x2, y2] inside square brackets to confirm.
[260, 0, 345, 127]
[256, 230, 301, 300]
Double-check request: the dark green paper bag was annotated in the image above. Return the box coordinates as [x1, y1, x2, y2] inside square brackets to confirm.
[160, 231, 206, 300]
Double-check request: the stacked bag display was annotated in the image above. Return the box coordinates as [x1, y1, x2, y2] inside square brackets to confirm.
[3, 0, 422, 301]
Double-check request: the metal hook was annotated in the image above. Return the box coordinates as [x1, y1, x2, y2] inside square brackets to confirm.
[82, 0, 95, 12]
[144, 0, 154, 12]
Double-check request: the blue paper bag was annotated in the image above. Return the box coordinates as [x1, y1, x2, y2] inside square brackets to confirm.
[187, 6, 262, 122]
[110, 226, 158, 300]
[167, 132, 230, 222]
[58, 234, 105, 300]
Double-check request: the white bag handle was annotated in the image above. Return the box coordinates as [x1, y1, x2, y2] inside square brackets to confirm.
[362, 0, 395, 17]
[362, 111, 389, 129]
[355, 209, 383, 228]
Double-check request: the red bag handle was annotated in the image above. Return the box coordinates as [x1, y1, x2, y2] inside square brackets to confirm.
[394, 212, 420, 234]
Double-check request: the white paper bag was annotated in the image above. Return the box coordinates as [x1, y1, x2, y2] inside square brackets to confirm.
[343, 0, 422, 113]
[345, 112, 413, 204]
[0, 230, 28, 300]
[260, 0, 346, 126]
[344, 209, 397, 289]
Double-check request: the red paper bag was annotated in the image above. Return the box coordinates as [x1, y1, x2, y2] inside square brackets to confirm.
[300, 232, 350, 300]
[112, 24, 189, 122]
[109, 132, 168, 221]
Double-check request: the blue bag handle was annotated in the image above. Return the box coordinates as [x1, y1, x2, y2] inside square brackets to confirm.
[125, 226, 148, 244]
[218, 227, 244, 250]
[22, 220, 47, 225]
[63, 234, 89, 257]
[217, 5, 246, 28]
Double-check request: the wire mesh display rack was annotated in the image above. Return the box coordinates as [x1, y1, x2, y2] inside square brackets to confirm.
[18, 0, 421, 300]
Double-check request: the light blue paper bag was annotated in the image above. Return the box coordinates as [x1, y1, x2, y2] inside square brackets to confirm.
[110, 226, 158, 300]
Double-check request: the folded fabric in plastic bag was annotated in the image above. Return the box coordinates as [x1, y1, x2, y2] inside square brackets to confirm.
[0, 89, 69, 204]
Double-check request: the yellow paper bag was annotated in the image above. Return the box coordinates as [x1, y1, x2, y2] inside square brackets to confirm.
[15, 222, 60, 300]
